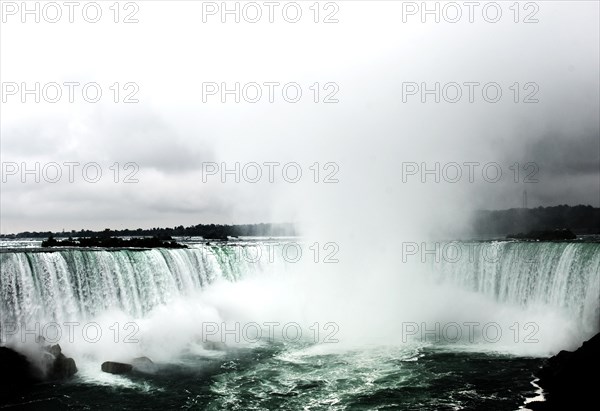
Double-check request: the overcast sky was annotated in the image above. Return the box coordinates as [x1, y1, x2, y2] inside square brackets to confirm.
[1, 1, 598, 235]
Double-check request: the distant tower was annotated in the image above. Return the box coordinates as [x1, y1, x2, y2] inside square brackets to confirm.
[522, 190, 528, 209]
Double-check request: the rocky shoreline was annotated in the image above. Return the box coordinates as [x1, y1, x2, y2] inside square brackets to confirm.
[0, 344, 77, 400]
[3, 332, 598, 408]
[506, 228, 577, 241]
[42, 235, 188, 249]
[528, 332, 599, 410]
[1, 343, 159, 401]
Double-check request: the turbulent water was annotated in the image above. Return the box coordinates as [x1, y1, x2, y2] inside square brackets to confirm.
[0, 239, 598, 410]
[0, 243, 284, 324]
[430, 241, 600, 336]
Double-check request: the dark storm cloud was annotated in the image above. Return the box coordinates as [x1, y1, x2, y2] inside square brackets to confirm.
[524, 132, 600, 177]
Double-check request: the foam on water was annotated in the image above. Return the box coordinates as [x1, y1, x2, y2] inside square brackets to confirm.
[1, 240, 598, 361]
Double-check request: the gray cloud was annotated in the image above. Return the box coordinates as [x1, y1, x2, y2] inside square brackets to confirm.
[0, 1, 598, 235]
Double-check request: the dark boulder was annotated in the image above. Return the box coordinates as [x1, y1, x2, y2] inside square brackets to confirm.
[0, 343, 77, 400]
[528, 333, 600, 410]
[42, 344, 78, 380]
[0, 346, 41, 397]
[101, 361, 133, 374]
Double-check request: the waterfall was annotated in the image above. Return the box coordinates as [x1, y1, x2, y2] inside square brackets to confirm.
[1, 240, 598, 350]
[430, 241, 600, 334]
[0, 243, 290, 327]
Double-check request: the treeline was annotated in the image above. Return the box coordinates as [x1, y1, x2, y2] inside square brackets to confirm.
[2, 223, 297, 239]
[473, 205, 600, 236]
[42, 236, 187, 249]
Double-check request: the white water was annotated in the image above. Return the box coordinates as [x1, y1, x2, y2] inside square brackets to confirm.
[0, 243, 291, 324]
[0, 242, 299, 374]
[430, 241, 600, 337]
[0, 240, 598, 376]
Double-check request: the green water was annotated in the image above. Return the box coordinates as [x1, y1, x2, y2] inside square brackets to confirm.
[2, 342, 542, 410]
[1, 239, 597, 410]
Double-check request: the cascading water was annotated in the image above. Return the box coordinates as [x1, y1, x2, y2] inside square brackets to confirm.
[1, 241, 598, 340]
[429, 241, 600, 335]
[0, 242, 293, 328]
[1, 239, 598, 410]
